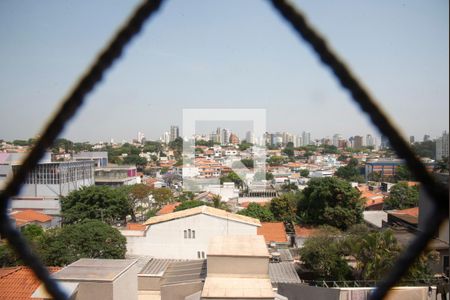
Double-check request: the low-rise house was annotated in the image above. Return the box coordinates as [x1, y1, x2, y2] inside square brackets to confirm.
[156, 202, 181, 215]
[294, 225, 319, 248]
[386, 207, 419, 229]
[257, 222, 289, 247]
[122, 206, 261, 259]
[9, 209, 55, 229]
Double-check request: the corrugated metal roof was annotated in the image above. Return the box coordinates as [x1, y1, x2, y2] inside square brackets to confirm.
[160, 260, 206, 286]
[139, 258, 183, 277]
[269, 262, 301, 284]
[143, 205, 260, 227]
[277, 249, 293, 262]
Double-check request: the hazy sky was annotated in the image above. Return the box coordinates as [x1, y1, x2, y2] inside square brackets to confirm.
[0, 0, 448, 142]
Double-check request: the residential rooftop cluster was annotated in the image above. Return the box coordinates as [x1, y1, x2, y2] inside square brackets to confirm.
[0, 128, 448, 299]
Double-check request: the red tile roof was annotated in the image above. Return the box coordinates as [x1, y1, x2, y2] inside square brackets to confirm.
[0, 266, 61, 300]
[126, 223, 147, 231]
[257, 222, 288, 243]
[393, 207, 419, 218]
[294, 225, 319, 238]
[10, 210, 52, 223]
[157, 202, 180, 215]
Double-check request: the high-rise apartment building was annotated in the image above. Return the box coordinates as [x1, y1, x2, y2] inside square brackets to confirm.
[170, 126, 179, 142]
[229, 133, 240, 145]
[436, 131, 449, 161]
[221, 129, 230, 145]
[409, 136, 415, 144]
[381, 135, 390, 149]
[245, 131, 254, 144]
[332, 134, 342, 147]
[137, 131, 145, 144]
[161, 132, 170, 144]
[302, 131, 311, 146]
[294, 136, 303, 147]
[353, 135, 363, 149]
[366, 134, 374, 147]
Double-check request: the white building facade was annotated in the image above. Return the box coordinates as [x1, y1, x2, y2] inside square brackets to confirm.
[123, 206, 260, 259]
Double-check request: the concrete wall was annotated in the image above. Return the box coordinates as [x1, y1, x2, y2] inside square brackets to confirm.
[19, 178, 94, 198]
[161, 282, 203, 300]
[74, 281, 113, 300]
[207, 256, 269, 276]
[125, 214, 258, 259]
[112, 262, 139, 300]
[10, 198, 61, 215]
[277, 284, 340, 300]
[277, 284, 439, 300]
[138, 276, 161, 291]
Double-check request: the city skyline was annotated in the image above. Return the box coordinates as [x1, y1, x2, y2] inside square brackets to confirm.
[0, 0, 448, 142]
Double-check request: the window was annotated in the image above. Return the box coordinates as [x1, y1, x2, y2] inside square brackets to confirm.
[197, 251, 201, 259]
[201, 251, 205, 259]
[184, 230, 187, 239]
[188, 229, 191, 238]
[192, 230, 195, 239]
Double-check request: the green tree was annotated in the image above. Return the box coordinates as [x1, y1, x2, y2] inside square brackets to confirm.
[395, 165, 413, 181]
[342, 226, 399, 280]
[337, 154, 349, 161]
[297, 177, 364, 230]
[151, 188, 174, 208]
[176, 191, 195, 202]
[52, 138, 73, 153]
[435, 157, 449, 173]
[211, 195, 230, 211]
[39, 220, 126, 266]
[239, 141, 253, 151]
[335, 158, 364, 183]
[61, 186, 131, 225]
[0, 243, 18, 267]
[220, 171, 243, 188]
[341, 225, 434, 281]
[412, 140, 436, 159]
[143, 141, 162, 153]
[238, 203, 275, 222]
[21, 224, 45, 243]
[73, 142, 93, 153]
[174, 200, 207, 212]
[0, 224, 45, 267]
[125, 184, 152, 222]
[299, 226, 352, 281]
[322, 145, 339, 154]
[12, 139, 30, 146]
[383, 182, 419, 210]
[270, 193, 297, 222]
[267, 156, 285, 166]
[280, 183, 298, 192]
[240, 159, 254, 169]
[168, 137, 183, 157]
[300, 169, 309, 178]
[122, 154, 147, 167]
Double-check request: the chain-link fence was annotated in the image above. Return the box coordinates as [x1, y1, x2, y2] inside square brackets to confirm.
[0, 1, 448, 299]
